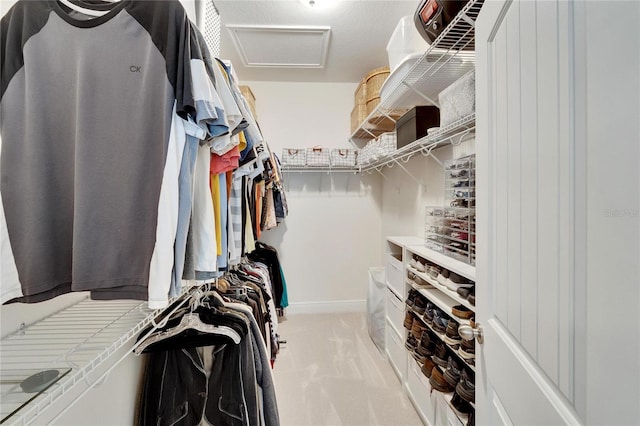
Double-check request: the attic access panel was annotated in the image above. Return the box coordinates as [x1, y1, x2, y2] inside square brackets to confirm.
[226, 25, 331, 68]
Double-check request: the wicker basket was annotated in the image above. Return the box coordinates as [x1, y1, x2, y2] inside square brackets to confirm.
[351, 104, 368, 134]
[354, 77, 367, 107]
[365, 66, 390, 116]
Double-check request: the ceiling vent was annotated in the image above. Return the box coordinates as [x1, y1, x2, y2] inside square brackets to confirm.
[226, 25, 331, 68]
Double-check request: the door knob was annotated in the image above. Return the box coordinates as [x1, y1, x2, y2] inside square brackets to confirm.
[458, 322, 484, 344]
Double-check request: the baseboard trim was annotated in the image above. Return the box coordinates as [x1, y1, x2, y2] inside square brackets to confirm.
[284, 299, 366, 315]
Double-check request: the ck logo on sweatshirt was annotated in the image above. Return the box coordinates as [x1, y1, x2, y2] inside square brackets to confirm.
[130, 65, 141, 73]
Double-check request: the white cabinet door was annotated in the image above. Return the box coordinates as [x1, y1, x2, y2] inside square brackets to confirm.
[475, 0, 639, 425]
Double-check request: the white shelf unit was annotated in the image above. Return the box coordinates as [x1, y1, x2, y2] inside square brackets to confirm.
[280, 165, 358, 173]
[386, 236, 476, 426]
[0, 295, 191, 425]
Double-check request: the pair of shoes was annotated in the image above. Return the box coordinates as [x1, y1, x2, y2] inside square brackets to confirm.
[455, 369, 475, 404]
[429, 365, 454, 392]
[452, 305, 474, 319]
[411, 321, 427, 340]
[421, 356, 436, 378]
[409, 255, 418, 268]
[456, 286, 475, 306]
[458, 338, 475, 362]
[405, 334, 418, 351]
[432, 311, 448, 334]
[437, 269, 449, 286]
[424, 303, 436, 325]
[405, 289, 418, 307]
[432, 341, 449, 367]
[414, 296, 427, 315]
[443, 356, 463, 388]
[415, 257, 426, 273]
[444, 320, 462, 348]
[451, 391, 473, 415]
[417, 330, 436, 357]
[403, 311, 415, 330]
[446, 272, 475, 292]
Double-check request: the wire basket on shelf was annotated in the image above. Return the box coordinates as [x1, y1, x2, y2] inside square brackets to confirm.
[281, 148, 306, 167]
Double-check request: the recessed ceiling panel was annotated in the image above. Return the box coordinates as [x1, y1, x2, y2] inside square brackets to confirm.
[227, 25, 331, 68]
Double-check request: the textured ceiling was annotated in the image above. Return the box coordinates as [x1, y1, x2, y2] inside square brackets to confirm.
[215, 0, 420, 83]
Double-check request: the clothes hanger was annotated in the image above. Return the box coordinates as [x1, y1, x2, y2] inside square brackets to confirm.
[133, 317, 241, 355]
[58, 0, 112, 17]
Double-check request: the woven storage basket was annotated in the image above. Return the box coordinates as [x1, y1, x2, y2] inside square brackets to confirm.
[354, 77, 367, 107]
[365, 66, 390, 116]
[239, 85, 257, 120]
[350, 104, 368, 134]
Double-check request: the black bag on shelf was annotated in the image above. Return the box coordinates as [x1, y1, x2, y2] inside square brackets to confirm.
[414, 0, 472, 49]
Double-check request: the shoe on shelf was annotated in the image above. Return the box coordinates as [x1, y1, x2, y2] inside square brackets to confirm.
[451, 391, 473, 415]
[458, 338, 475, 361]
[432, 341, 449, 367]
[424, 303, 435, 325]
[414, 296, 427, 315]
[432, 310, 448, 334]
[405, 335, 418, 351]
[415, 258, 426, 273]
[452, 304, 474, 319]
[443, 356, 462, 388]
[446, 272, 475, 292]
[417, 330, 436, 357]
[421, 356, 436, 378]
[467, 288, 475, 306]
[456, 286, 473, 299]
[411, 321, 427, 340]
[409, 255, 418, 268]
[444, 320, 462, 348]
[405, 289, 418, 307]
[403, 311, 415, 330]
[429, 365, 455, 393]
[456, 369, 475, 404]
[437, 269, 450, 286]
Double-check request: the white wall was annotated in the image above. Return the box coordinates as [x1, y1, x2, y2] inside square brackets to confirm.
[244, 81, 384, 313]
[381, 136, 475, 240]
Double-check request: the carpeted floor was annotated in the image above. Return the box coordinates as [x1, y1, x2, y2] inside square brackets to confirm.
[272, 312, 422, 426]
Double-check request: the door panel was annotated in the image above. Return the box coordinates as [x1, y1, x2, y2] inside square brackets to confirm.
[476, 0, 580, 423]
[478, 0, 640, 424]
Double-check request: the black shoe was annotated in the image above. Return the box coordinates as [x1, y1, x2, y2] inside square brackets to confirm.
[458, 338, 475, 362]
[414, 296, 427, 315]
[451, 391, 473, 415]
[405, 335, 418, 351]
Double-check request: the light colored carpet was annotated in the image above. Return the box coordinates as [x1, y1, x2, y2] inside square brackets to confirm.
[272, 312, 422, 426]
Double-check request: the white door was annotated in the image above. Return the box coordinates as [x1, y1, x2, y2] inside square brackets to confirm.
[475, 1, 639, 425]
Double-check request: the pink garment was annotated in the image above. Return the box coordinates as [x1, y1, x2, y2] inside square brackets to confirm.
[210, 145, 240, 174]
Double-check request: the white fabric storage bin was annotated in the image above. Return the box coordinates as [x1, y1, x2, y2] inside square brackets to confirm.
[367, 267, 386, 353]
[377, 132, 397, 156]
[281, 148, 306, 166]
[438, 70, 476, 127]
[330, 149, 357, 167]
[306, 146, 330, 166]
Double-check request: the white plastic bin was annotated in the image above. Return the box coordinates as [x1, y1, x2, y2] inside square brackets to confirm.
[367, 267, 386, 353]
[387, 16, 430, 72]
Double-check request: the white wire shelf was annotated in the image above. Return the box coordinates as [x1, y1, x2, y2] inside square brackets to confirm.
[280, 165, 359, 173]
[0, 297, 160, 425]
[350, 0, 484, 145]
[359, 113, 476, 173]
